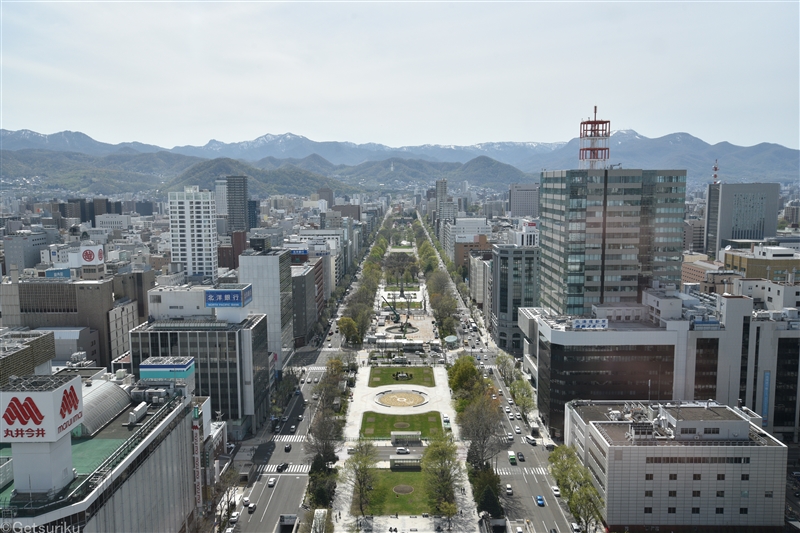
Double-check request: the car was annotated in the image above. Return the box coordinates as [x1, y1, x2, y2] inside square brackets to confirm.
[314, 377, 319, 383]
[484, 373, 489, 379]
[491, 394, 497, 400]
[281, 415, 289, 422]
[268, 477, 276, 487]
[289, 425, 296, 433]
[297, 414, 304, 421]
[571, 523, 582, 533]
[508, 413, 514, 420]
[536, 495, 545, 507]
[488, 367, 493, 374]
[505, 484, 513, 495]
[516, 412, 522, 420]
[514, 426, 521, 434]
[328, 343, 332, 348]
[275, 425, 283, 433]
[442, 415, 450, 423]
[230, 511, 240, 523]
[507, 398, 514, 405]
[517, 452, 525, 462]
[225, 528, 234, 533]
[300, 377, 305, 383]
[505, 406, 511, 413]
[328, 331, 333, 336]
[796, 492, 800, 497]
[242, 496, 250, 506]
[552, 486, 561, 497]
[525, 435, 537, 445]
[248, 503, 256, 513]
[507, 432, 514, 442]
[284, 443, 292, 452]
[396, 447, 410, 454]
[276, 462, 289, 472]
[312, 393, 319, 400]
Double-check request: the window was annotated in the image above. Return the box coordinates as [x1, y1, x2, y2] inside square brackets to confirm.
[644, 508, 652, 514]
[645, 491, 653, 497]
[741, 491, 749, 498]
[681, 427, 696, 434]
[741, 474, 749, 481]
[717, 474, 725, 481]
[692, 507, 700, 514]
[717, 491, 725, 498]
[716, 508, 724, 515]
[765, 491, 773, 498]
[693, 491, 701, 497]
[693, 474, 702, 480]
[668, 491, 677, 497]
[704, 427, 720, 435]
[740, 508, 748, 514]
[645, 474, 653, 480]
[668, 507, 676, 514]
[669, 474, 677, 480]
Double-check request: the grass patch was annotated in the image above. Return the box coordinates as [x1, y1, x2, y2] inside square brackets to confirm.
[368, 366, 435, 387]
[350, 469, 429, 516]
[360, 411, 441, 439]
[385, 285, 421, 292]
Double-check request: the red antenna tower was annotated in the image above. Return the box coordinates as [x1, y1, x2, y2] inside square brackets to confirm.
[712, 159, 719, 184]
[579, 106, 610, 170]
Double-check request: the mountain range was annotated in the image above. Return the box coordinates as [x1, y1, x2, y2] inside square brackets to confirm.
[1, 128, 797, 196]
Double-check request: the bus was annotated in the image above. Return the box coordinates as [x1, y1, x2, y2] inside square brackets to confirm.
[530, 422, 540, 437]
[543, 438, 555, 451]
[507, 451, 516, 465]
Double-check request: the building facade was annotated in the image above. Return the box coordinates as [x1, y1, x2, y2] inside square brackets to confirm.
[704, 182, 780, 258]
[168, 186, 218, 283]
[539, 169, 686, 316]
[226, 176, 249, 233]
[490, 244, 539, 355]
[509, 183, 539, 218]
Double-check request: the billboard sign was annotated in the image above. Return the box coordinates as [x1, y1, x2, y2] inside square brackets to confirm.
[290, 249, 308, 255]
[204, 285, 253, 308]
[45, 268, 71, 278]
[1, 377, 83, 443]
[80, 244, 105, 266]
[572, 318, 608, 330]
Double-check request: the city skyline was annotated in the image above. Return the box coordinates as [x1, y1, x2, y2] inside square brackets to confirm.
[3, 2, 798, 150]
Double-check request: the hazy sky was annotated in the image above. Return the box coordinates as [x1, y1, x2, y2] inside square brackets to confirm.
[3, 2, 798, 150]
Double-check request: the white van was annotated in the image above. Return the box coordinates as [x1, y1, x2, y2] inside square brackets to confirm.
[571, 523, 581, 533]
[505, 483, 513, 495]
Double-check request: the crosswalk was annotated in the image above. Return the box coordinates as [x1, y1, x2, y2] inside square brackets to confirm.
[273, 434, 307, 442]
[304, 366, 327, 373]
[495, 466, 548, 476]
[257, 463, 311, 474]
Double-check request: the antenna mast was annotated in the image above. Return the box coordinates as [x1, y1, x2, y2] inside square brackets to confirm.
[579, 106, 611, 170]
[712, 159, 719, 184]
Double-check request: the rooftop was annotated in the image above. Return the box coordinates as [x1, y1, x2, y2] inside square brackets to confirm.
[2, 375, 74, 392]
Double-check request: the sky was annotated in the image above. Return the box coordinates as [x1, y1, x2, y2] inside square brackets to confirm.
[3, 2, 798, 150]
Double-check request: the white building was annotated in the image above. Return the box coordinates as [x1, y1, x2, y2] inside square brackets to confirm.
[509, 183, 539, 218]
[441, 218, 491, 262]
[564, 400, 786, 533]
[95, 213, 132, 230]
[168, 186, 218, 283]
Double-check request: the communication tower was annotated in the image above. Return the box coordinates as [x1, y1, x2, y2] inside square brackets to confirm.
[712, 159, 719, 184]
[579, 106, 611, 169]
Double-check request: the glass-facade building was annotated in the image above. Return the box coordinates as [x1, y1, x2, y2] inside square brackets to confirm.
[539, 169, 686, 316]
[490, 244, 539, 355]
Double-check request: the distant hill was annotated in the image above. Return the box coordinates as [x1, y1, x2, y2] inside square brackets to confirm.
[2, 128, 797, 187]
[162, 158, 361, 197]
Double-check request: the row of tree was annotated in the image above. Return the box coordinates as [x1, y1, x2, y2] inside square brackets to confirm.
[548, 446, 605, 532]
[494, 352, 536, 422]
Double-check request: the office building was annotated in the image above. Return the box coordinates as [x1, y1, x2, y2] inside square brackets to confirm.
[490, 244, 539, 355]
[226, 176, 249, 233]
[704, 182, 780, 258]
[509, 183, 539, 218]
[564, 400, 786, 533]
[292, 262, 324, 347]
[247, 199, 260, 231]
[0, 329, 55, 385]
[720, 244, 799, 281]
[539, 169, 686, 316]
[468, 250, 493, 310]
[239, 249, 294, 367]
[3, 228, 54, 272]
[215, 178, 228, 216]
[317, 187, 334, 209]
[169, 186, 218, 283]
[441, 218, 491, 263]
[683, 218, 705, 252]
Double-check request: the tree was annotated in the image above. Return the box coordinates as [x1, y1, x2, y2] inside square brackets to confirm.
[305, 408, 342, 463]
[477, 484, 503, 518]
[214, 467, 239, 525]
[569, 482, 604, 532]
[447, 355, 479, 394]
[337, 317, 359, 345]
[343, 438, 379, 517]
[495, 353, 515, 384]
[460, 394, 504, 467]
[440, 501, 458, 531]
[421, 433, 463, 513]
[426, 270, 450, 297]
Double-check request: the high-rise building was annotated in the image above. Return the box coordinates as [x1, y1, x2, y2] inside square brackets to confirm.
[509, 183, 539, 218]
[239, 249, 294, 367]
[317, 187, 334, 209]
[704, 182, 780, 257]
[226, 176, 249, 233]
[215, 178, 228, 216]
[168, 186, 218, 283]
[539, 169, 686, 316]
[683, 217, 705, 252]
[435, 178, 448, 216]
[490, 244, 539, 354]
[247, 199, 260, 231]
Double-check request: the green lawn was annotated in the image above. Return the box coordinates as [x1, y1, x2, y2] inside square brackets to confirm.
[385, 285, 420, 292]
[368, 366, 435, 387]
[350, 469, 429, 516]
[360, 411, 442, 439]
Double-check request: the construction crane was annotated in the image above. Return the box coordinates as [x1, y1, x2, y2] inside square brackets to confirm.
[382, 296, 401, 323]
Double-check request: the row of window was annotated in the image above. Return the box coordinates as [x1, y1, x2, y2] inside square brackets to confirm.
[645, 473, 751, 481]
[645, 455, 748, 464]
[644, 507, 748, 515]
[645, 489, 761, 497]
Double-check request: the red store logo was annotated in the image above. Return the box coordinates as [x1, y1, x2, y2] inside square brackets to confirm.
[3, 397, 44, 426]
